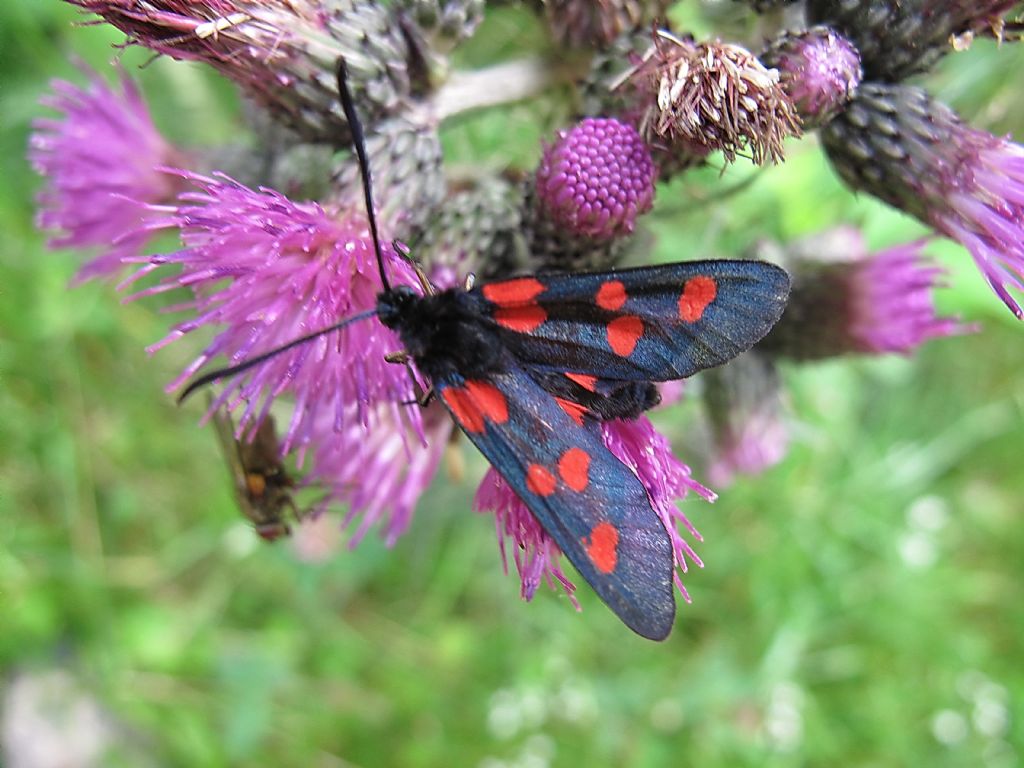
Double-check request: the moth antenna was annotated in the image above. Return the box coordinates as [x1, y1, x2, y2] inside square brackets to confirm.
[178, 309, 380, 404]
[336, 58, 391, 292]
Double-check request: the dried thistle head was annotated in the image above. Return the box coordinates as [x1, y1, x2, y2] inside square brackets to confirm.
[628, 31, 802, 166]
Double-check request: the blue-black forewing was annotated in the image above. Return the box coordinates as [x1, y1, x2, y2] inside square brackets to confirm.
[474, 260, 790, 381]
[434, 365, 676, 640]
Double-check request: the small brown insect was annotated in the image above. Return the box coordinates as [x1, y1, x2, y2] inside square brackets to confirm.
[212, 408, 297, 541]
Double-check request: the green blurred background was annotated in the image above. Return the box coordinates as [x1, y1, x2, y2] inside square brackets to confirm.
[1, 2, 1022, 766]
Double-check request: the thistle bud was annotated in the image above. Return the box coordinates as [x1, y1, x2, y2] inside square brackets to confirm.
[525, 117, 656, 271]
[331, 116, 446, 239]
[822, 83, 1024, 318]
[761, 26, 862, 128]
[807, 0, 1020, 81]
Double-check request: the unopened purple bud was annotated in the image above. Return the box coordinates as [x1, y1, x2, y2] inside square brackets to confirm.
[535, 118, 655, 241]
[761, 26, 862, 128]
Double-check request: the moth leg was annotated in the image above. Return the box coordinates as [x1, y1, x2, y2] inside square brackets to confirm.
[385, 350, 410, 365]
[392, 240, 435, 296]
[400, 386, 434, 407]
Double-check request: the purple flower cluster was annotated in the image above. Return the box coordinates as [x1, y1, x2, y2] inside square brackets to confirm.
[29, 71, 185, 282]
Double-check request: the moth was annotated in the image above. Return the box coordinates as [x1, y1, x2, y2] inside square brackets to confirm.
[183, 60, 791, 640]
[211, 406, 296, 542]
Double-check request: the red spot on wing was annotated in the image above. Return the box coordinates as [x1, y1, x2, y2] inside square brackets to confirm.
[441, 387, 484, 433]
[596, 280, 627, 311]
[465, 380, 509, 424]
[483, 277, 545, 307]
[565, 373, 598, 392]
[606, 315, 643, 357]
[557, 448, 591, 492]
[554, 397, 588, 426]
[526, 464, 557, 496]
[583, 522, 619, 574]
[678, 275, 717, 322]
[495, 305, 547, 333]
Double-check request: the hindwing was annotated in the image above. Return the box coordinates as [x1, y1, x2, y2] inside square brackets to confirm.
[433, 364, 676, 641]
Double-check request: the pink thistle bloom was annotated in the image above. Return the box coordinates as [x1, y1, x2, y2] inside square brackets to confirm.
[535, 117, 656, 241]
[475, 415, 714, 606]
[125, 171, 422, 446]
[762, 235, 970, 359]
[847, 243, 970, 353]
[29, 71, 185, 282]
[823, 83, 1024, 318]
[306, 402, 454, 548]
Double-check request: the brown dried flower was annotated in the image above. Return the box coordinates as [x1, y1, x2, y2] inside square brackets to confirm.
[627, 31, 802, 166]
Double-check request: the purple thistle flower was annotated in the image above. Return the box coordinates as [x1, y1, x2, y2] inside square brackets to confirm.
[761, 234, 970, 359]
[124, 171, 422, 445]
[307, 402, 454, 548]
[475, 416, 714, 605]
[760, 26, 862, 129]
[847, 243, 970, 353]
[535, 118, 656, 242]
[29, 71, 185, 282]
[822, 83, 1024, 318]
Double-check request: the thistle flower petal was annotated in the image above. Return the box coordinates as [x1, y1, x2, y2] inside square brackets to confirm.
[29, 71, 184, 281]
[475, 416, 713, 605]
[309, 402, 453, 548]
[823, 83, 1024, 318]
[124, 171, 421, 445]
